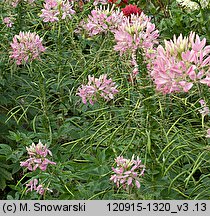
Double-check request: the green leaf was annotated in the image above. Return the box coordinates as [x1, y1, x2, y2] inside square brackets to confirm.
[98, 149, 106, 163]
[0, 144, 12, 155]
[0, 167, 13, 180]
[7, 195, 14, 200]
[12, 162, 21, 174]
[0, 176, 6, 190]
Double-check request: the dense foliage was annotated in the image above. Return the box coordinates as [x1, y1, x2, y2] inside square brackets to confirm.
[0, 0, 210, 200]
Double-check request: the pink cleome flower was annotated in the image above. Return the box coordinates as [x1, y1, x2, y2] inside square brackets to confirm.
[3, 17, 14, 28]
[150, 32, 210, 94]
[113, 13, 159, 77]
[110, 155, 145, 189]
[113, 13, 159, 56]
[10, 31, 46, 65]
[20, 140, 56, 171]
[77, 74, 119, 105]
[40, 0, 75, 22]
[82, 5, 124, 36]
[26, 179, 52, 195]
[206, 129, 210, 138]
[199, 99, 210, 117]
[130, 50, 139, 77]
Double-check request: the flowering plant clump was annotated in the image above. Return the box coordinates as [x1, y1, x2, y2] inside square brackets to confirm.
[26, 179, 52, 195]
[20, 140, 56, 171]
[113, 13, 159, 56]
[77, 74, 118, 105]
[81, 4, 124, 36]
[110, 155, 145, 189]
[1, 0, 210, 201]
[150, 32, 210, 94]
[10, 31, 46, 65]
[40, 0, 75, 22]
[113, 13, 158, 78]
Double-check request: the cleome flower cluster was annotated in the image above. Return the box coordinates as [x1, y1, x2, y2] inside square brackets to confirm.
[80, 3, 158, 80]
[82, 4, 124, 36]
[150, 32, 210, 94]
[110, 155, 145, 189]
[40, 0, 75, 22]
[10, 31, 46, 65]
[77, 74, 118, 105]
[113, 12, 159, 78]
[113, 12, 159, 56]
[20, 140, 56, 171]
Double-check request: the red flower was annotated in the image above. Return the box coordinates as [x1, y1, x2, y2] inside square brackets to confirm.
[122, 4, 142, 17]
[108, 0, 129, 6]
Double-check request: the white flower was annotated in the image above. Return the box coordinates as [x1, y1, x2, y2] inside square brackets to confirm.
[176, 0, 209, 11]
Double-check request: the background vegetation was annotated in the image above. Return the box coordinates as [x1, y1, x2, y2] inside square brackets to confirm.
[0, 0, 210, 199]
